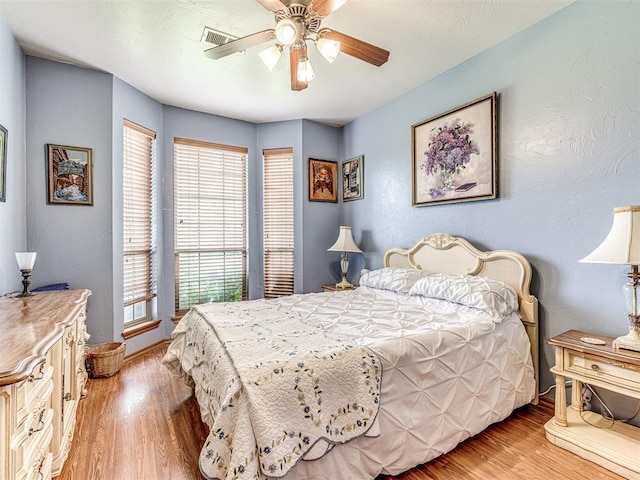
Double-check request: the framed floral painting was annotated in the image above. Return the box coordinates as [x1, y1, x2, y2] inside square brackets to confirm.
[309, 158, 338, 202]
[412, 92, 497, 206]
[47, 144, 93, 205]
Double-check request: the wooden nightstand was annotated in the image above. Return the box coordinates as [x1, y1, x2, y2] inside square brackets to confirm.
[321, 284, 357, 292]
[544, 330, 640, 478]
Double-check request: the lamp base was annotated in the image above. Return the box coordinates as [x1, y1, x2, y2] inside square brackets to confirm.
[16, 269, 33, 298]
[612, 325, 640, 353]
[335, 276, 354, 289]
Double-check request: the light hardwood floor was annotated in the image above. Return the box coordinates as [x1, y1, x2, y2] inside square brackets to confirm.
[59, 343, 624, 480]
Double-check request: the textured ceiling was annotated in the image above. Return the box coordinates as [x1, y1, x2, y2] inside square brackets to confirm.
[0, 0, 573, 126]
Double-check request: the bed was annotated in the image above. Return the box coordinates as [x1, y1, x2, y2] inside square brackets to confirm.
[163, 233, 538, 480]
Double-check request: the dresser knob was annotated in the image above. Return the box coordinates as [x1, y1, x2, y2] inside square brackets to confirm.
[591, 364, 600, 371]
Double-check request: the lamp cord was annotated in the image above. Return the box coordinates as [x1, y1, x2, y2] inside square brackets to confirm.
[538, 380, 572, 397]
[579, 383, 640, 428]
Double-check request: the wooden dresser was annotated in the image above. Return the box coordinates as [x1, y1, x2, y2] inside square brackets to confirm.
[0, 289, 91, 480]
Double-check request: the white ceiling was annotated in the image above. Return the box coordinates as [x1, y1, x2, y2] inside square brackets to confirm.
[0, 0, 573, 126]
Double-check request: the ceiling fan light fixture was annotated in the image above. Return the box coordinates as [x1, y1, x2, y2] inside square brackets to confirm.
[297, 55, 315, 83]
[275, 18, 300, 46]
[316, 38, 341, 63]
[259, 44, 283, 71]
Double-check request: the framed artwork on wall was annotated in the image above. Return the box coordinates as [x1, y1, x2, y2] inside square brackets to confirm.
[309, 158, 338, 203]
[47, 144, 93, 206]
[412, 92, 498, 207]
[0, 124, 6, 202]
[342, 155, 364, 202]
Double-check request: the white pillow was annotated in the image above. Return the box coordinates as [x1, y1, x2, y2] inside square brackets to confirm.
[359, 267, 426, 294]
[408, 273, 519, 322]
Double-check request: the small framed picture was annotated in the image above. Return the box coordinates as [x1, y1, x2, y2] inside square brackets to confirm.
[309, 158, 338, 203]
[342, 155, 363, 202]
[47, 144, 93, 205]
[0, 124, 6, 202]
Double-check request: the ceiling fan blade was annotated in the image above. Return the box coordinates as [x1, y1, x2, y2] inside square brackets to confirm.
[290, 45, 308, 91]
[204, 29, 275, 60]
[255, 0, 287, 13]
[320, 29, 389, 67]
[310, 0, 348, 17]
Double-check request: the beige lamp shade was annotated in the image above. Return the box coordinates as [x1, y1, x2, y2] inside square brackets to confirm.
[580, 206, 640, 265]
[580, 206, 640, 352]
[328, 226, 361, 289]
[328, 226, 362, 253]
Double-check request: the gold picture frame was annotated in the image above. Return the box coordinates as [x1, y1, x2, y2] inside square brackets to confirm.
[412, 92, 498, 207]
[47, 144, 93, 206]
[309, 158, 338, 203]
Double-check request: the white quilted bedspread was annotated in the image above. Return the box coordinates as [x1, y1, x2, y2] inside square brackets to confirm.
[164, 285, 535, 480]
[164, 298, 381, 480]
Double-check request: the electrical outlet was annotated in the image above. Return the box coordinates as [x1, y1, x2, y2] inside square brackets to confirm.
[582, 385, 592, 411]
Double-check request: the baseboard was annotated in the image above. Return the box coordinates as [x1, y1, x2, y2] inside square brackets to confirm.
[539, 395, 554, 408]
[124, 339, 171, 362]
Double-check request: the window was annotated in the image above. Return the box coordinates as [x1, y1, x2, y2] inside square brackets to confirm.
[174, 138, 248, 313]
[123, 120, 157, 325]
[263, 148, 294, 298]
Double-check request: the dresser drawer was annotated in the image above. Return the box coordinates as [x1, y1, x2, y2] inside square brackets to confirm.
[14, 362, 53, 429]
[566, 350, 640, 392]
[13, 377, 53, 445]
[13, 409, 53, 480]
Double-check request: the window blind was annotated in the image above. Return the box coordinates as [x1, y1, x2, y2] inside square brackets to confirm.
[263, 148, 294, 298]
[123, 120, 157, 319]
[174, 137, 248, 312]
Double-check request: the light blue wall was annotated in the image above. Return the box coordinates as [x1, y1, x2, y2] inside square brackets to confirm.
[0, 16, 26, 294]
[112, 77, 166, 351]
[341, 0, 639, 404]
[10, 51, 339, 353]
[25, 57, 115, 343]
[301, 120, 342, 293]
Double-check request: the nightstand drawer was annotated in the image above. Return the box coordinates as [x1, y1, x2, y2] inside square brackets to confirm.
[567, 351, 640, 391]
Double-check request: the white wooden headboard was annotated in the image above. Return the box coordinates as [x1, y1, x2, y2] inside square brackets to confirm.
[383, 233, 539, 404]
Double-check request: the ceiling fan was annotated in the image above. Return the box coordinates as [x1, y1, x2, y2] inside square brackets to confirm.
[204, 0, 390, 91]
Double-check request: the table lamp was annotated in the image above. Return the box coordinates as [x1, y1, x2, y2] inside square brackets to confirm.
[580, 206, 640, 352]
[328, 226, 362, 289]
[15, 252, 37, 297]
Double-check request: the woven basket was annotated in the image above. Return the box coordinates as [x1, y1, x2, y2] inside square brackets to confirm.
[85, 342, 126, 378]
